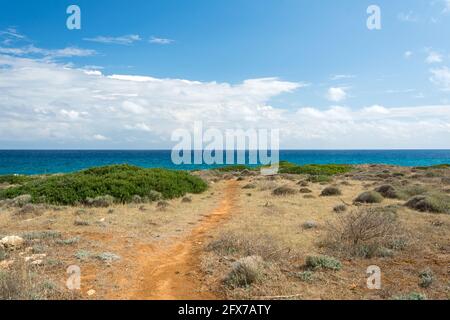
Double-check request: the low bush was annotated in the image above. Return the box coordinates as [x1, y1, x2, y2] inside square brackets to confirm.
[333, 204, 347, 213]
[374, 185, 398, 199]
[223, 256, 265, 287]
[323, 207, 407, 258]
[305, 255, 342, 271]
[307, 175, 332, 183]
[354, 191, 383, 204]
[393, 292, 427, 300]
[272, 186, 297, 196]
[320, 186, 342, 197]
[0, 165, 207, 205]
[405, 193, 450, 214]
[397, 184, 428, 200]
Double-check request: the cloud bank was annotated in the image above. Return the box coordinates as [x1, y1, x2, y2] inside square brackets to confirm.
[1, 54, 450, 149]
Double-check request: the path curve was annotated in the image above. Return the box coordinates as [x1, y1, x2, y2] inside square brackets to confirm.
[115, 180, 238, 300]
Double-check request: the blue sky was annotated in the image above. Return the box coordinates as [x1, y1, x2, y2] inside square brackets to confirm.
[1, 0, 450, 149]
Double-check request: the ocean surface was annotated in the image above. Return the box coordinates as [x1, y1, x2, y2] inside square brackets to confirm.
[1, 150, 450, 175]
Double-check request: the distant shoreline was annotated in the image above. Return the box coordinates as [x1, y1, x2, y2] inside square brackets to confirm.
[1, 150, 450, 175]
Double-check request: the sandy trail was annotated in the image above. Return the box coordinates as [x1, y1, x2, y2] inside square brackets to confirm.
[111, 180, 238, 300]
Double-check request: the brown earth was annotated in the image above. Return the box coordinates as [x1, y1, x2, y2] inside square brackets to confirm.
[106, 180, 238, 300]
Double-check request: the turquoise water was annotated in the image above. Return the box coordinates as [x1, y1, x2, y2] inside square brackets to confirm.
[1, 150, 450, 175]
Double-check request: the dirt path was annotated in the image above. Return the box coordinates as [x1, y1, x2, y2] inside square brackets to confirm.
[111, 180, 238, 300]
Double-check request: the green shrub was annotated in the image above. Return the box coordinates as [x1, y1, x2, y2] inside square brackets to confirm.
[405, 193, 450, 214]
[305, 255, 342, 271]
[0, 175, 40, 185]
[397, 185, 428, 200]
[84, 195, 115, 207]
[354, 191, 384, 204]
[307, 175, 332, 183]
[0, 165, 207, 205]
[375, 185, 398, 199]
[279, 163, 352, 176]
[272, 186, 297, 196]
[333, 204, 347, 213]
[22, 231, 62, 240]
[393, 292, 427, 300]
[296, 271, 314, 282]
[321, 186, 342, 197]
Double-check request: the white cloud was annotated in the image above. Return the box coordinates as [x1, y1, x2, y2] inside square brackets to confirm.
[83, 35, 141, 45]
[0, 45, 96, 58]
[2, 52, 450, 149]
[326, 87, 347, 102]
[92, 134, 108, 141]
[430, 66, 450, 90]
[443, 0, 450, 13]
[0, 28, 27, 45]
[426, 50, 443, 64]
[329, 74, 355, 81]
[404, 51, 413, 59]
[125, 123, 152, 132]
[149, 37, 174, 45]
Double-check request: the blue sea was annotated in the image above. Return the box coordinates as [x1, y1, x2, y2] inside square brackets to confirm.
[1, 150, 450, 175]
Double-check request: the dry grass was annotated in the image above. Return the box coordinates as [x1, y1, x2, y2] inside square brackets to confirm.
[201, 166, 450, 300]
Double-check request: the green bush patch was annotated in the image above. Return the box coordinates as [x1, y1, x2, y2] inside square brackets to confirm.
[0, 165, 207, 206]
[305, 255, 342, 271]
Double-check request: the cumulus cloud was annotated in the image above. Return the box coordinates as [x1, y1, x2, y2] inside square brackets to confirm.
[426, 50, 443, 64]
[326, 87, 347, 102]
[83, 34, 141, 45]
[430, 66, 450, 90]
[1, 53, 450, 149]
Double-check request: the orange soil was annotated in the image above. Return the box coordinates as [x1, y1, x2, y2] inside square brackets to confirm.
[106, 180, 238, 300]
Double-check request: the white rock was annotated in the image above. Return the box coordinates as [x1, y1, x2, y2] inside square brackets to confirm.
[31, 259, 43, 265]
[1, 236, 24, 250]
[24, 253, 47, 262]
[87, 289, 96, 296]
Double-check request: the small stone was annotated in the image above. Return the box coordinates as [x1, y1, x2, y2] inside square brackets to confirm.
[87, 289, 96, 296]
[31, 259, 43, 266]
[1, 236, 25, 250]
